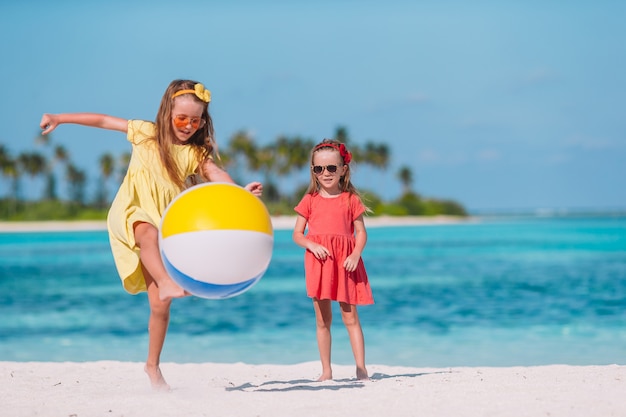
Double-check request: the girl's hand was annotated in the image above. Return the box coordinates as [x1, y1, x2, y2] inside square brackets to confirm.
[39, 114, 59, 135]
[308, 242, 331, 261]
[245, 181, 263, 197]
[343, 253, 360, 272]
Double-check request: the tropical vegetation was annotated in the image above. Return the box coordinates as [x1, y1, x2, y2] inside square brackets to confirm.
[0, 126, 466, 221]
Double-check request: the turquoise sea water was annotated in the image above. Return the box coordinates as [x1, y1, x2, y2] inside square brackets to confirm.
[1, 216, 625, 367]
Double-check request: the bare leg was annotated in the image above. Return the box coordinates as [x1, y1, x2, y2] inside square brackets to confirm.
[134, 222, 186, 301]
[143, 264, 172, 391]
[313, 298, 333, 381]
[340, 302, 369, 380]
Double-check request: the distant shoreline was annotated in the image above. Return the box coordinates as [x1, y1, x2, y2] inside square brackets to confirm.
[0, 215, 472, 233]
[3, 211, 625, 233]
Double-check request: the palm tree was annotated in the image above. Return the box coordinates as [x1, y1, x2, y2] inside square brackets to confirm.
[0, 145, 13, 197]
[334, 126, 349, 144]
[274, 135, 314, 175]
[272, 135, 314, 201]
[327, 126, 391, 203]
[66, 163, 87, 205]
[17, 152, 46, 178]
[117, 152, 131, 183]
[226, 130, 286, 202]
[362, 142, 390, 170]
[288, 136, 315, 176]
[35, 130, 71, 201]
[255, 143, 280, 201]
[226, 130, 258, 181]
[274, 135, 292, 176]
[95, 153, 115, 209]
[331, 126, 390, 170]
[0, 145, 20, 217]
[397, 165, 414, 195]
[43, 145, 70, 201]
[17, 152, 47, 200]
[35, 132, 55, 200]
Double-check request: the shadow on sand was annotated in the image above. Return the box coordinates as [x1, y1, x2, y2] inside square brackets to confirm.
[225, 370, 451, 392]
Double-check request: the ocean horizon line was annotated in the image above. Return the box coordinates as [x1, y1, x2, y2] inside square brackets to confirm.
[3, 208, 626, 233]
[0, 214, 471, 233]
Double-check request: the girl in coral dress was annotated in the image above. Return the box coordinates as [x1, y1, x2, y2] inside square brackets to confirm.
[293, 138, 374, 381]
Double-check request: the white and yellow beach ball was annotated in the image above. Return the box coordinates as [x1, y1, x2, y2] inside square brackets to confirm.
[159, 183, 273, 299]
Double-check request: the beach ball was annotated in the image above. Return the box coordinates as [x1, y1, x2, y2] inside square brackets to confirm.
[159, 182, 273, 299]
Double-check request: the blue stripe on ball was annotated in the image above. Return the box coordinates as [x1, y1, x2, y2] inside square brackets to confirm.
[162, 252, 261, 299]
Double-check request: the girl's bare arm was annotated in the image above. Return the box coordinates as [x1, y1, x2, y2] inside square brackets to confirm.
[40, 113, 128, 135]
[344, 214, 367, 271]
[292, 215, 310, 250]
[201, 158, 263, 196]
[293, 214, 330, 260]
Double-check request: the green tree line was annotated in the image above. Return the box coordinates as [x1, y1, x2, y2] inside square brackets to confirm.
[0, 126, 466, 221]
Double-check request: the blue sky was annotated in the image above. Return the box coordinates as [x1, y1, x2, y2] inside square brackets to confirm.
[1, 1, 624, 212]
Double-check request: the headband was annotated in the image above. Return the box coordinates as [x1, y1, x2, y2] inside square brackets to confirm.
[171, 83, 211, 103]
[314, 142, 352, 164]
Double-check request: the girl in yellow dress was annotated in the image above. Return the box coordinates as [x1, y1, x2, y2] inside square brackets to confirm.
[40, 79, 262, 390]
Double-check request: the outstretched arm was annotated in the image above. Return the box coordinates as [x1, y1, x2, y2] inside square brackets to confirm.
[40, 113, 128, 135]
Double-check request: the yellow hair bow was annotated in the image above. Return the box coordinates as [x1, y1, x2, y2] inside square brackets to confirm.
[194, 83, 211, 103]
[171, 83, 211, 103]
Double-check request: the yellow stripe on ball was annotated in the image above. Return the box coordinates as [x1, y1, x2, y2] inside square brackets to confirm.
[161, 183, 273, 238]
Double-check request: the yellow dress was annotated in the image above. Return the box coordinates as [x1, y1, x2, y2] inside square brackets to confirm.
[106, 120, 201, 294]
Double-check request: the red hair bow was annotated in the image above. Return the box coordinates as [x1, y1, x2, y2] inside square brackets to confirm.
[314, 142, 352, 164]
[338, 144, 352, 164]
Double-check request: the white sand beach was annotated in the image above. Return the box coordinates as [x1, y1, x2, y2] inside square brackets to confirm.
[0, 215, 471, 233]
[1, 361, 624, 417]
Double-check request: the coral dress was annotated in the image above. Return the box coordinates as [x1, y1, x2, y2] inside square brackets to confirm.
[106, 120, 201, 294]
[294, 192, 374, 305]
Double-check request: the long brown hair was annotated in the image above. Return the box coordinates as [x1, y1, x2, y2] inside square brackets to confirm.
[154, 79, 216, 190]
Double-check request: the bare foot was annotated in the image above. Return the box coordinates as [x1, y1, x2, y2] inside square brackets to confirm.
[356, 366, 369, 381]
[158, 280, 186, 301]
[317, 371, 333, 382]
[144, 364, 171, 391]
